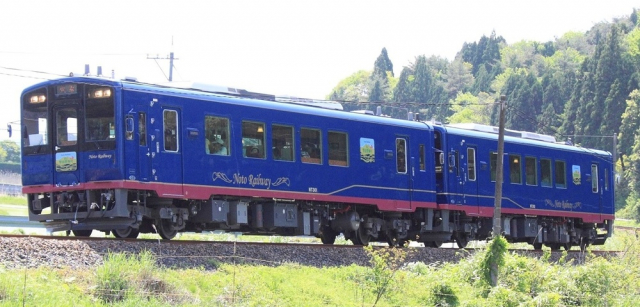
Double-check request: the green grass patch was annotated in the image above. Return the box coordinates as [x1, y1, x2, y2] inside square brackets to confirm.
[0, 195, 27, 206]
[0, 233, 639, 306]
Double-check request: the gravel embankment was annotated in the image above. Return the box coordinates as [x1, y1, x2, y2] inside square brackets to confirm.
[0, 237, 589, 270]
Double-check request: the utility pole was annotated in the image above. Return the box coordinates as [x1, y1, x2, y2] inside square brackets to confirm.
[493, 95, 506, 238]
[147, 52, 178, 81]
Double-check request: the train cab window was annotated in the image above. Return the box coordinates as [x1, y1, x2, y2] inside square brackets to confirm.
[56, 109, 77, 146]
[301, 128, 321, 164]
[555, 160, 567, 189]
[467, 148, 476, 181]
[85, 90, 115, 142]
[272, 124, 294, 161]
[591, 164, 599, 193]
[396, 138, 407, 174]
[419, 144, 426, 171]
[509, 154, 521, 184]
[139, 113, 147, 146]
[328, 131, 348, 166]
[242, 121, 265, 159]
[205, 116, 230, 156]
[163, 110, 178, 152]
[540, 158, 552, 187]
[23, 88, 49, 150]
[525, 157, 537, 186]
[490, 152, 497, 182]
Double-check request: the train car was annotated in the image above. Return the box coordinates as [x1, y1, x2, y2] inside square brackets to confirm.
[431, 123, 614, 250]
[20, 76, 614, 249]
[21, 76, 439, 245]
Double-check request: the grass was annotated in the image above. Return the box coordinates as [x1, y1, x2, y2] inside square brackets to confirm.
[0, 195, 26, 206]
[0, 231, 638, 306]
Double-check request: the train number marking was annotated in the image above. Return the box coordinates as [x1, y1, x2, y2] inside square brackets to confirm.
[308, 187, 318, 193]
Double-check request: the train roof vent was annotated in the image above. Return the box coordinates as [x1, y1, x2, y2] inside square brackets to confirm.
[520, 131, 556, 143]
[351, 110, 375, 115]
[184, 82, 240, 95]
[275, 96, 344, 110]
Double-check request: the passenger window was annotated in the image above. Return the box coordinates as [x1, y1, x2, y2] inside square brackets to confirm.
[396, 138, 407, 173]
[272, 124, 294, 161]
[205, 116, 230, 156]
[555, 160, 567, 189]
[591, 164, 599, 193]
[419, 144, 426, 171]
[540, 158, 552, 187]
[138, 113, 147, 146]
[509, 154, 521, 184]
[242, 121, 265, 159]
[163, 110, 178, 152]
[490, 152, 497, 182]
[525, 157, 537, 186]
[467, 148, 476, 181]
[301, 128, 322, 164]
[328, 131, 348, 166]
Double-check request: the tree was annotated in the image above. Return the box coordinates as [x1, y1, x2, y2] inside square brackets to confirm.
[0, 141, 19, 163]
[327, 70, 371, 104]
[373, 47, 394, 78]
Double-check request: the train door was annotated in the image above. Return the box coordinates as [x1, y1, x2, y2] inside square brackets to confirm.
[591, 163, 603, 216]
[135, 103, 151, 182]
[52, 104, 81, 186]
[149, 105, 184, 196]
[396, 137, 412, 210]
[462, 146, 479, 213]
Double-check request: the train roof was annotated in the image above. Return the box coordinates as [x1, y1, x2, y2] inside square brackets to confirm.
[441, 123, 612, 157]
[22, 76, 432, 131]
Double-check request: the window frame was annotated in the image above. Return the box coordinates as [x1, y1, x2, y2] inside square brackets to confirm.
[163, 109, 179, 152]
[525, 156, 537, 186]
[205, 115, 230, 156]
[509, 154, 522, 184]
[591, 164, 599, 193]
[328, 131, 348, 167]
[396, 138, 407, 174]
[467, 148, 476, 181]
[301, 127, 322, 164]
[271, 124, 294, 162]
[540, 158, 552, 188]
[242, 121, 265, 159]
[555, 160, 567, 189]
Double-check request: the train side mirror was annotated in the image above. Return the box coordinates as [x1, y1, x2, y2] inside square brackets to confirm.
[7, 124, 11, 138]
[439, 152, 445, 165]
[125, 117, 134, 133]
[449, 153, 456, 167]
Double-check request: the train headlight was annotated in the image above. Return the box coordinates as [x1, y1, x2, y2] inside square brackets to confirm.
[91, 88, 112, 98]
[30, 94, 46, 103]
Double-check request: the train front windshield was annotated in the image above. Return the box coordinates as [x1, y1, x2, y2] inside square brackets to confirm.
[22, 83, 116, 155]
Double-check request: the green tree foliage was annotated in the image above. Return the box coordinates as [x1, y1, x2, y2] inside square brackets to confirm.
[0, 141, 19, 163]
[448, 92, 493, 124]
[373, 47, 394, 78]
[327, 70, 371, 104]
[460, 31, 505, 93]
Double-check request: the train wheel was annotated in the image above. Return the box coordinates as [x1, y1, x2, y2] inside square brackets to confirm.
[532, 243, 543, 250]
[425, 241, 443, 248]
[72, 230, 93, 237]
[320, 227, 336, 245]
[113, 227, 140, 239]
[351, 227, 370, 246]
[454, 233, 468, 248]
[155, 219, 177, 240]
[562, 243, 572, 251]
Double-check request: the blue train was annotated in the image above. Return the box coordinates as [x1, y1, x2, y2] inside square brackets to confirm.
[20, 76, 614, 249]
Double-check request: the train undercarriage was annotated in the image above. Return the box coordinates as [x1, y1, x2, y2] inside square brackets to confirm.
[27, 188, 612, 250]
